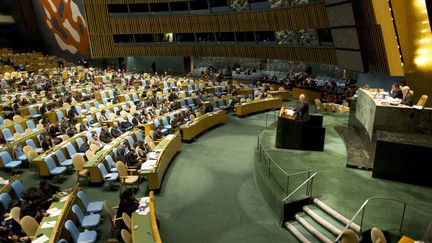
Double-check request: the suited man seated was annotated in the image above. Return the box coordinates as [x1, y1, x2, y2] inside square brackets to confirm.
[111, 121, 123, 138]
[390, 84, 403, 99]
[294, 94, 310, 121]
[400, 86, 413, 106]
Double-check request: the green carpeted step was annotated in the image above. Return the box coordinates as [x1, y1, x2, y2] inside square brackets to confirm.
[304, 205, 348, 235]
[285, 220, 318, 243]
[296, 212, 335, 242]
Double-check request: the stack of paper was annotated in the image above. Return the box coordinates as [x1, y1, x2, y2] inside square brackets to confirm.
[140, 159, 157, 170]
[41, 220, 56, 229]
[154, 148, 162, 153]
[32, 235, 49, 243]
[285, 109, 295, 116]
[147, 152, 158, 160]
[46, 207, 62, 217]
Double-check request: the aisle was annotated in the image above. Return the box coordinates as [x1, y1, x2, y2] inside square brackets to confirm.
[155, 112, 294, 243]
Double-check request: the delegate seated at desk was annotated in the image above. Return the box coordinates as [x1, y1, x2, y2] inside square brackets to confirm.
[400, 86, 413, 106]
[390, 84, 403, 99]
[293, 94, 310, 121]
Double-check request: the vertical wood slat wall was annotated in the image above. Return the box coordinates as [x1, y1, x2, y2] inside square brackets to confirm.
[83, 0, 337, 65]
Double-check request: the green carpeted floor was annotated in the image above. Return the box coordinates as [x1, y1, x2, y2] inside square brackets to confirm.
[2, 103, 432, 242]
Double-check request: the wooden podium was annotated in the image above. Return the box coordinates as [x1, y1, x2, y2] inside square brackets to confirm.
[275, 108, 325, 151]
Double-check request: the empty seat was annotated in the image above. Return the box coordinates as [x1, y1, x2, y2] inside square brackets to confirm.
[66, 143, 85, 158]
[98, 163, 119, 188]
[0, 151, 22, 169]
[72, 204, 101, 229]
[65, 220, 97, 243]
[28, 107, 41, 119]
[25, 120, 37, 131]
[45, 156, 67, 176]
[2, 128, 14, 142]
[11, 180, 25, 201]
[0, 193, 11, 211]
[55, 150, 73, 168]
[77, 191, 104, 214]
[26, 139, 43, 153]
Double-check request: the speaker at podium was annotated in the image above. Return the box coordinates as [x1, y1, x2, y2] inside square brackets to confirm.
[275, 107, 325, 151]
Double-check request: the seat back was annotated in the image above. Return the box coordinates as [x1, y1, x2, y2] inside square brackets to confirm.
[97, 163, 108, 179]
[2, 128, 13, 140]
[55, 150, 67, 162]
[72, 154, 85, 170]
[371, 227, 387, 243]
[161, 117, 169, 126]
[21, 216, 39, 237]
[0, 193, 11, 211]
[11, 180, 25, 200]
[121, 229, 132, 243]
[65, 220, 80, 242]
[56, 111, 64, 121]
[71, 204, 84, 224]
[29, 107, 38, 116]
[10, 207, 21, 224]
[126, 136, 135, 147]
[0, 151, 12, 165]
[341, 229, 359, 243]
[116, 161, 127, 178]
[154, 119, 161, 128]
[417, 95, 428, 107]
[86, 150, 95, 160]
[122, 212, 132, 230]
[66, 143, 77, 157]
[76, 138, 85, 149]
[136, 131, 143, 142]
[26, 120, 36, 130]
[77, 191, 90, 209]
[45, 156, 57, 172]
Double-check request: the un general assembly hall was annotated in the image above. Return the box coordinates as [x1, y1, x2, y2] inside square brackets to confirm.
[0, 0, 430, 242]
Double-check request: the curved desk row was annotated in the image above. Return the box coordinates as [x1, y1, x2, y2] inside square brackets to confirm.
[139, 132, 181, 190]
[33, 183, 80, 243]
[83, 131, 135, 183]
[236, 98, 283, 117]
[180, 110, 226, 141]
[132, 191, 162, 243]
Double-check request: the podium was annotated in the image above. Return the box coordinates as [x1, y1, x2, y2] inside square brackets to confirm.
[275, 109, 325, 151]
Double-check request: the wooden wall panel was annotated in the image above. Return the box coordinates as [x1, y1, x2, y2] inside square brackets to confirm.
[83, 1, 336, 65]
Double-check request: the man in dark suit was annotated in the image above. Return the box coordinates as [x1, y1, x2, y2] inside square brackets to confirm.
[390, 84, 403, 99]
[40, 102, 49, 116]
[111, 122, 123, 138]
[294, 94, 309, 121]
[79, 119, 90, 132]
[401, 86, 413, 106]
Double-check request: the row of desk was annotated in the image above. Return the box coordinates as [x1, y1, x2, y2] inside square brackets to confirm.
[180, 110, 227, 141]
[236, 98, 283, 117]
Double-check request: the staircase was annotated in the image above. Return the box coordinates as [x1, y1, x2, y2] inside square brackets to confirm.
[285, 198, 361, 243]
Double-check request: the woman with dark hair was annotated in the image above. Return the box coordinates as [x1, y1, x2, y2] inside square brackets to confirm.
[115, 189, 139, 229]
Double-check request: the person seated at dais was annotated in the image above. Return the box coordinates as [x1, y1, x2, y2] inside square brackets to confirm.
[390, 84, 403, 99]
[294, 94, 309, 121]
[400, 86, 413, 106]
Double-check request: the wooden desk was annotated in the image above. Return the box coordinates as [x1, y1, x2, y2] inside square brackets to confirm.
[34, 131, 88, 177]
[0, 175, 19, 193]
[131, 191, 161, 243]
[83, 131, 132, 183]
[0, 130, 43, 163]
[237, 88, 254, 97]
[236, 98, 283, 117]
[180, 110, 226, 141]
[292, 87, 322, 102]
[33, 184, 79, 243]
[139, 133, 181, 190]
[268, 90, 290, 100]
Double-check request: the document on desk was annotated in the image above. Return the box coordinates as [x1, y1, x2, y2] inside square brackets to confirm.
[147, 152, 158, 160]
[32, 234, 49, 243]
[59, 195, 69, 202]
[285, 109, 295, 116]
[41, 220, 56, 229]
[46, 207, 62, 217]
[140, 159, 157, 170]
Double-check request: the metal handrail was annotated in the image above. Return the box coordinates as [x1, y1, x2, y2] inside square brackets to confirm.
[282, 171, 318, 202]
[334, 197, 432, 242]
[265, 104, 283, 128]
